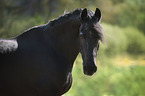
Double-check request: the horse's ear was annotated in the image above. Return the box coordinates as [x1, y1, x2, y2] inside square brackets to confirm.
[81, 8, 88, 21]
[94, 8, 101, 22]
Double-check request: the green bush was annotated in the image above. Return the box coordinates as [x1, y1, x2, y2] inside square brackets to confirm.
[0, 15, 46, 38]
[101, 23, 128, 55]
[100, 23, 145, 56]
[124, 27, 145, 54]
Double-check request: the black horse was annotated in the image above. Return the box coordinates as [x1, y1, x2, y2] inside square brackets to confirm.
[0, 8, 104, 96]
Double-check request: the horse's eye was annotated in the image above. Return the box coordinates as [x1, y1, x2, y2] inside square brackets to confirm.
[80, 32, 85, 39]
[80, 32, 83, 36]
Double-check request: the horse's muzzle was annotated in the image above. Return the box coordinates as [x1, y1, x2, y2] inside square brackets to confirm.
[83, 63, 97, 76]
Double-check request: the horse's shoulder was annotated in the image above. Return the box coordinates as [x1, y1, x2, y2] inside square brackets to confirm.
[0, 39, 18, 53]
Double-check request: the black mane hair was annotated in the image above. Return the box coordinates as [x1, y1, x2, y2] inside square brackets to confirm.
[48, 9, 83, 27]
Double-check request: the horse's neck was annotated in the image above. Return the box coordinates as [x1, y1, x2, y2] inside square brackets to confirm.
[50, 18, 81, 70]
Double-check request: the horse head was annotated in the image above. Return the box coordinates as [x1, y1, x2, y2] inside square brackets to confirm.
[79, 8, 103, 76]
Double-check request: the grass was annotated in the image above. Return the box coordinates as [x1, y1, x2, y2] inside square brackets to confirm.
[114, 55, 145, 66]
[65, 54, 145, 96]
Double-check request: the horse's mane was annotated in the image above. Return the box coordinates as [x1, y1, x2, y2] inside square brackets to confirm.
[17, 9, 83, 38]
[47, 9, 83, 28]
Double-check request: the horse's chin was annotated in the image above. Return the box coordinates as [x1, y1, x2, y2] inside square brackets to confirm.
[84, 71, 95, 76]
[83, 63, 97, 76]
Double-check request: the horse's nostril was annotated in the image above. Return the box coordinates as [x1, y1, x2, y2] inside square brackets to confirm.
[83, 64, 97, 76]
[90, 65, 97, 73]
[94, 65, 97, 72]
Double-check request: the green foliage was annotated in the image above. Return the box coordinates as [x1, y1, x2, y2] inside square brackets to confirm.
[124, 27, 145, 54]
[102, 23, 128, 55]
[100, 23, 145, 55]
[0, 15, 46, 38]
[120, 0, 145, 33]
[0, 0, 145, 32]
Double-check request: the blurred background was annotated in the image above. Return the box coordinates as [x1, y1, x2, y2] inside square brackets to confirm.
[0, 0, 145, 96]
